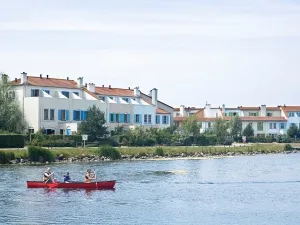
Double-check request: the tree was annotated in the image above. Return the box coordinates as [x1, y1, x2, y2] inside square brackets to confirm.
[242, 124, 254, 137]
[287, 124, 298, 138]
[230, 115, 242, 139]
[0, 73, 26, 133]
[213, 117, 228, 143]
[78, 105, 108, 140]
[182, 115, 200, 136]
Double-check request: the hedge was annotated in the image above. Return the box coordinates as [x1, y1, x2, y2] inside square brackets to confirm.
[0, 134, 25, 148]
[99, 145, 121, 160]
[0, 151, 15, 164]
[28, 146, 54, 163]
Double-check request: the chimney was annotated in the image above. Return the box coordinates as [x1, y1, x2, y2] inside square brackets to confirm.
[40, 74, 42, 78]
[180, 105, 185, 116]
[77, 77, 83, 88]
[15, 78, 17, 82]
[46, 75, 49, 79]
[151, 88, 158, 106]
[222, 104, 225, 114]
[134, 87, 140, 97]
[128, 87, 130, 90]
[87, 83, 95, 93]
[85, 83, 87, 87]
[102, 85, 104, 87]
[109, 85, 111, 89]
[67, 77, 69, 80]
[204, 102, 211, 117]
[261, 104, 266, 116]
[21, 72, 27, 84]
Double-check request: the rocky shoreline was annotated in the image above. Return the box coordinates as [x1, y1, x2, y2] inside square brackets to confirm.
[5, 150, 299, 165]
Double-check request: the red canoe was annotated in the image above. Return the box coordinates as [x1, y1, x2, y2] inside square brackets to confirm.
[27, 180, 116, 189]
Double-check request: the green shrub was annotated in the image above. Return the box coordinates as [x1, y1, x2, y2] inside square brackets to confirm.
[0, 151, 15, 164]
[154, 147, 164, 156]
[284, 144, 293, 151]
[28, 146, 54, 163]
[99, 145, 121, 160]
[0, 134, 24, 148]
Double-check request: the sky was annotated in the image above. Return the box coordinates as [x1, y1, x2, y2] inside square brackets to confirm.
[0, 0, 300, 108]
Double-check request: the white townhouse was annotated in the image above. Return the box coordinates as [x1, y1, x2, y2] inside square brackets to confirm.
[90, 85, 172, 129]
[174, 102, 290, 137]
[9, 72, 173, 134]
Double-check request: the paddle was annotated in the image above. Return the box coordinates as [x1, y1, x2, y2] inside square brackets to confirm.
[47, 172, 58, 188]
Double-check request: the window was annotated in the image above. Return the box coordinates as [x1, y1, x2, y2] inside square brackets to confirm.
[122, 97, 129, 103]
[257, 122, 263, 131]
[297, 113, 300, 117]
[228, 112, 237, 116]
[9, 91, 16, 99]
[144, 115, 147, 123]
[267, 112, 272, 117]
[148, 115, 152, 124]
[199, 123, 202, 129]
[73, 92, 79, 96]
[124, 114, 128, 123]
[44, 109, 49, 120]
[289, 112, 295, 117]
[208, 122, 211, 128]
[176, 113, 180, 116]
[162, 116, 168, 124]
[249, 112, 258, 116]
[31, 89, 39, 97]
[273, 123, 277, 129]
[109, 96, 113, 100]
[73, 110, 81, 121]
[110, 114, 114, 122]
[58, 110, 69, 121]
[290, 123, 296, 128]
[156, 115, 160, 124]
[216, 113, 218, 117]
[116, 114, 120, 123]
[50, 109, 55, 120]
[269, 123, 272, 129]
[44, 90, 50, 95]
[280, 123, 285, 129]
[135, 114, 140, 123]
[99, 96, 105, 101]
[61, 91, 69, 98]
[60, 129, 64, 135]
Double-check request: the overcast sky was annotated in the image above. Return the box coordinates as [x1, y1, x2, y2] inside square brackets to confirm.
[0, 0, 299, 108]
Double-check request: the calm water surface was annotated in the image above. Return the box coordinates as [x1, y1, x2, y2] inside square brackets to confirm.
[1, 154, 300, 225]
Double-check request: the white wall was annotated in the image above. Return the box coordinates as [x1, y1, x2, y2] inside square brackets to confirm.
[24, 97, 40, 132]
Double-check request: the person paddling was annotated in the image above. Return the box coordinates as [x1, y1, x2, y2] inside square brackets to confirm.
[43, 167, 54, 183]
[63, 172, 71, 183]
[84, 169, 96, 183]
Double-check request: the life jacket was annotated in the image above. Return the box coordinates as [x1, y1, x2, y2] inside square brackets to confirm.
[84, 172, 90, 183]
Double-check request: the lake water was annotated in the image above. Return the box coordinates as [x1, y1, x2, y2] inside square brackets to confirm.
[1, 154, 300, 225]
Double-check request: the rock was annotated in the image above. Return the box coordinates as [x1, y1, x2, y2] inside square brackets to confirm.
[9, 160, 17, 164]
[82, 157, 89, 162]
[101, 156, 105, 160]
[68, 158, 73, 162]
[181, 153, 186, 157]
[58, 154, 64, 160]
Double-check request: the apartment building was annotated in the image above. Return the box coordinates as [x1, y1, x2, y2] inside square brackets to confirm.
[173, 103, 300, 137]
[10, 72, 173, 134]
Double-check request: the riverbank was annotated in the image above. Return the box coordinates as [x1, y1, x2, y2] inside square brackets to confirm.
[0, 143, 299, 165]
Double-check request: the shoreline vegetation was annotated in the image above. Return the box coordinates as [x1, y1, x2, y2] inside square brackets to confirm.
[0, 143, 299, 165]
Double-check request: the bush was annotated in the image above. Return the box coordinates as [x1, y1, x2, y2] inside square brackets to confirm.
[154, 147, 164, 156]
[28, 146, 54, 163]
[222, 137, 234, 145]
[284, 144, 293, 151]
[0, 151, 15, 164]
[0, 134, 24, 148]
[99, 145, 121, 160]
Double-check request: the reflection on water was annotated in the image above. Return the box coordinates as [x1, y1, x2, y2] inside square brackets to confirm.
[1, 154, 300, 225]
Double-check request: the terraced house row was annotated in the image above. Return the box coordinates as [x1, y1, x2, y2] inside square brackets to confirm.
[174, 103, 300, 137]
[9, 72, 173, 135]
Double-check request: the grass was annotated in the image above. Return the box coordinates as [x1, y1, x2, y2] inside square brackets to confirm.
[0, 143, 293, 161]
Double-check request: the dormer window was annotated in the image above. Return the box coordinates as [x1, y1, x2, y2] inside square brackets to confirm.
[122, 97, 129, 103]
[73, 92, 79, 96]
[99, 96, 105, 101]
[31, 89, 40, 97]
[61, 91, 69, 98]
[43, 90, 50, 95]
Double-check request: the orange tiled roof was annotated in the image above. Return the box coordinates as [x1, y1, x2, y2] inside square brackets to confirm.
[238, 106, 260, 110]
[156, 108, 171, 114]
[12, 76, 78, 89]
[174, 107, 203, 111]
[241, 117, 287, 121]
[173, 116, 188, 122]
[95, 86, 134, 97]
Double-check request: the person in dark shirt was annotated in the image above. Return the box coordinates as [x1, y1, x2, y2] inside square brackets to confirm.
[63, 172, 71, 183]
